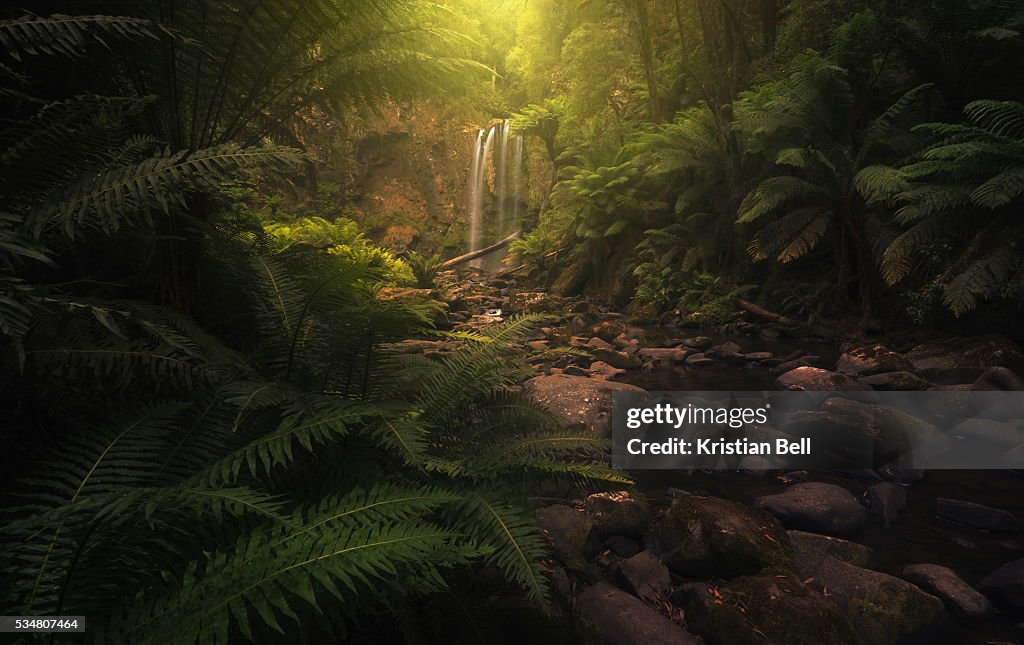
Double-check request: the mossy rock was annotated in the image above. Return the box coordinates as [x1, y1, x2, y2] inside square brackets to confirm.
[683, 571, 860, 645]
[651, 495, 790, 578]
[787, 530, 875, 579]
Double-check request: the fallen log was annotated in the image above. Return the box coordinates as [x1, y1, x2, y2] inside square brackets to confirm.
[734, 297, 798, 327]
[439, 231, 520, 269]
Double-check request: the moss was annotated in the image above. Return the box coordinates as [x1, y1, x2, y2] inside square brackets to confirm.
[846, 584, 945, 644]
[700, 572, 859, 645]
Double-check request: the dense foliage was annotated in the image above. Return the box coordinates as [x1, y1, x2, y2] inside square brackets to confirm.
[497, 0, 1024, 328]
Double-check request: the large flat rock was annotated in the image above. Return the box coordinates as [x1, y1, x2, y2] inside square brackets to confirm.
[577, 582, 702, 645]
[525, 374, 650, 439]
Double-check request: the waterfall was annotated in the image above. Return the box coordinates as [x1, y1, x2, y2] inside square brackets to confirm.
[466, 120, 524, 270]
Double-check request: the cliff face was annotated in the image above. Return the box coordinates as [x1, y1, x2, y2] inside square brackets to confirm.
[345, 106, 478, 257]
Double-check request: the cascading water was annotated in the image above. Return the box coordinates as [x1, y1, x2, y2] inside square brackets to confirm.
[466, 119, 524, 270]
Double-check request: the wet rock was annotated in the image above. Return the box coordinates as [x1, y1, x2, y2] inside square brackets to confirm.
[860, 371, 932, 390]
[638, 347, 689, 363]
[836, 344, 914, 376]
[526, 340, 550, 351]
[978, 558, 1024, 614]
[678, 572, 859, 645]
[584, 491, 651, 538]
[972, 366, 1024, 391]
[776, 367, 872, 391]
[563, 365, 589, 377]
[754, 482, 867, 535]
[936, 498, 1021, 532]
[704, 345, 746, 365]
[787, 529, 874, 578]
[615, 551, 671, 602]
[742, 351, 774, 361]
[649, 495, 789, 578]
[866, 482, 907, 528]
[906, 334, 1024, 382]
[590, 348, 643, 370]
[678, 336, 713, 350]
[803, 555, 947, 644]
[588, 360, 627, 381]
[586, 336, 615, 351]
[760, 326, 783, 339]
[902, 564, 994, 621]
[577, 582, 702, 645]
[535, 504, 601, 572]
[588, 321, 628, 342]
[684, 353, 714, 367]
[950, 418, 1023, 448]
[525, 374, 650, 439]
[604, 535, 641, 558]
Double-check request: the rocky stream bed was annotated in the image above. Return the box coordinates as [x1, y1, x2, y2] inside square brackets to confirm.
[392, 271, 1024, 644]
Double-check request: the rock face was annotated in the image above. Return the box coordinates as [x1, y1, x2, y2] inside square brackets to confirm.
[776, 367, 872, 391]
[837, 344, 914, 376]
[679, 572, 860, 645]
[936, 498, 1021, 532]
[803, 555, 947, 644]
[902, 564, 994, 621]
[525, 374, 650, 439]
[650, 495, 789, 578]
[614, 551, 671, 602]
[978, 558, 1024, 614]
[535, 504, 601, 572]
[577, 582, 702, 645]
[754, 482, 867, 535]
[906, 334, 1024, 381]
[584, 491, 651, 538]
[787, 530, 874, 578]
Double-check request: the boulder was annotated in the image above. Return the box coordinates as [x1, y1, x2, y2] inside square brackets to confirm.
[590, 348, 644, 370]
[802, 555, 947, 644]
[588, 360, 627, 381]
[776, 367, 872, 391]
[678, 572, 860, 645]
[866, 482, 907, 528]
[902, 564, 994, 621]
[978, 558, 1024, 614]
[615, 551, 672, 602]
[972, 366, 1024, 391]
[525, 374, 650, 439]
[949, 418, 1023, 448]
[638, 347, 689, 363]
[787, 530, 874, 579]
[906, 334, 1024, 382]
[836, 345, 914, 376]
[649, 495, 789, 578]
[754, 482, 867, 535]
[589, 321, 628, 342]
[586, 336, 615, 351]
[577, 582, 702, 645]
[584, 491, 651, 538]
[684, 353, 715, 367]
[678, 336, 713, 350]
[604, 535, 641, 558]
[860, 371, 932, 391]
[535, 504, 601, 572]
[936, 498, 1020, 532]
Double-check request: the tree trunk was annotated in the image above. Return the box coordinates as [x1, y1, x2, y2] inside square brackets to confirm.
[439, 231, 520, 269]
